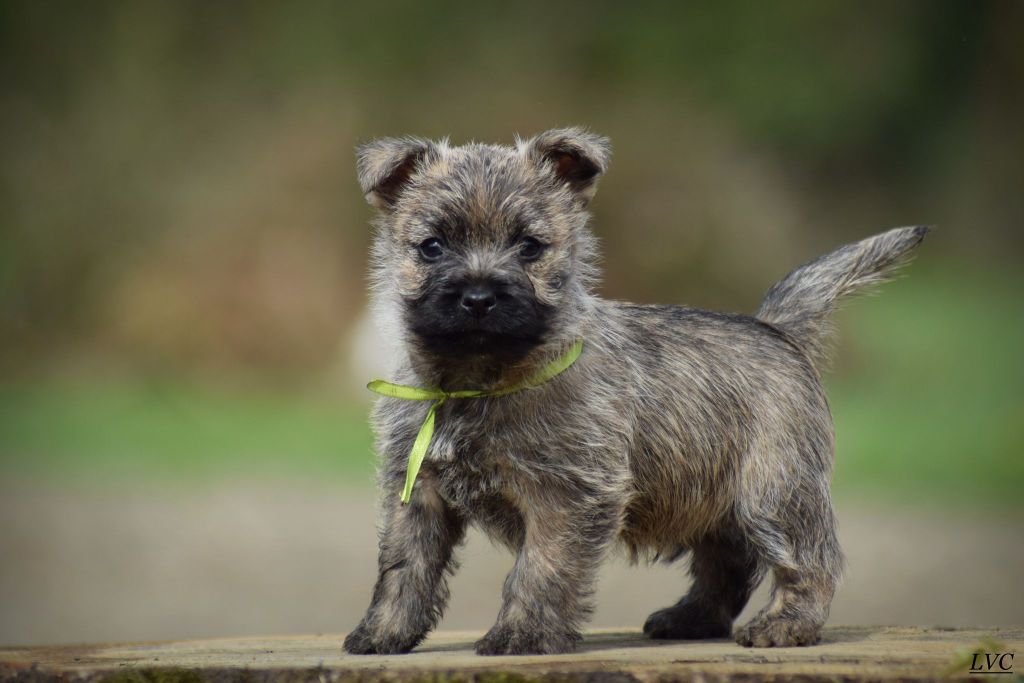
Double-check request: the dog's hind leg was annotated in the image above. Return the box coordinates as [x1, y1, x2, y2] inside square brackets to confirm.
[733, 459, 843, 647]
[644, 532, 764, 640]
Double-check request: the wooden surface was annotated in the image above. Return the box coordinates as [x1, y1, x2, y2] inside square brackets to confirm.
[2, 627, 1022, 682]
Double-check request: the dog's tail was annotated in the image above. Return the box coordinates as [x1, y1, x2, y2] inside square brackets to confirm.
[757, 225, 930, 370]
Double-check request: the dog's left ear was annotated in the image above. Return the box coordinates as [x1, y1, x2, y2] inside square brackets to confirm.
[525, 127, 611, 205]
[356, 137, 438, 211]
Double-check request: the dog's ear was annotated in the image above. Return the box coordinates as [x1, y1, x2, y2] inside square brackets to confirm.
[356, 137, 438, 211]
[525, 127, 610, 204]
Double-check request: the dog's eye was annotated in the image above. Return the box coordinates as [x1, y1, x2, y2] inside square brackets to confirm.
[418, 238, 444, 261]
[518, 236, 545, 262]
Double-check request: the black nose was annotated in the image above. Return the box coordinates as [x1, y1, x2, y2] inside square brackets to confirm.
[460, 284, 497, 318]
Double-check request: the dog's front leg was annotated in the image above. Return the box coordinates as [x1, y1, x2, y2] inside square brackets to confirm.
[475, 491, 622, 655]
[344, 471, 465, 655]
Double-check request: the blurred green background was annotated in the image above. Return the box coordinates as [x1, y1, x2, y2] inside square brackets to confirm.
[2, 0, 1024, 647]
[2, 0, 1021, 505]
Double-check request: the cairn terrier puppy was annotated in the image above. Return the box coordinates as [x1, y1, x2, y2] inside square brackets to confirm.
[343, 128, 928, 655]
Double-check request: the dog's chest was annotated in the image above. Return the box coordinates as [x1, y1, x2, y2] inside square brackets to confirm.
[432, 399, 535, 473]
[420, 396, 575, 501]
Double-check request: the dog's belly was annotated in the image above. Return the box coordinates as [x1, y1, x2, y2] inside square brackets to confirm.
[617, 439, 741, 561]
[619, 492, 729, 562]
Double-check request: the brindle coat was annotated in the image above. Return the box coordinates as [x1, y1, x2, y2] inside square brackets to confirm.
[342, 128, 928, 655]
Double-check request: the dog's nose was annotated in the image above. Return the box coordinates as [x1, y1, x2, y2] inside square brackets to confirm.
[460, 284, 497, 318]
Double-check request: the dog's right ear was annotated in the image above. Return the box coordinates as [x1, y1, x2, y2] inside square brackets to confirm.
[356, 137, 438, 211]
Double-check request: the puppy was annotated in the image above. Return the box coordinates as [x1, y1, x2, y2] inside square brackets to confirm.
[343, 128, 928, 655]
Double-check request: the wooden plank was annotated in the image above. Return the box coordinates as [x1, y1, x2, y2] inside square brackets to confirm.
[1, 627, 1021, 682]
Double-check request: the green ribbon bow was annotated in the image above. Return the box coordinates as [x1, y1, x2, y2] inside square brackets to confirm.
[367, 338, 584, 504]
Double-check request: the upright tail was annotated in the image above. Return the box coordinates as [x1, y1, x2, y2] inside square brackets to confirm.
[757, 225, 930, 370]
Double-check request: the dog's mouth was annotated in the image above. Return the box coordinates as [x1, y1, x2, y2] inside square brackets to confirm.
[414, 330, 545, 363]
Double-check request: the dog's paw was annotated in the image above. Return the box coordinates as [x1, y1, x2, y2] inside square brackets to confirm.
[643, 601, 731, 640]
[342, 623, 421, 655]
[734, 615, 821, 648]
[475, 624, 580, 656]
[342, 623, 380, 655]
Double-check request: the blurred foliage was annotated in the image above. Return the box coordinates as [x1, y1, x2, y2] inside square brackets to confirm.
[0, 1, 1022, 502]
[0, 380, 375, 485]
[830, 263, 1024, 505]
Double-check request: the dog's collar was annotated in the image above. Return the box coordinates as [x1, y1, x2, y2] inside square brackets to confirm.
[367, 338, 585, 504]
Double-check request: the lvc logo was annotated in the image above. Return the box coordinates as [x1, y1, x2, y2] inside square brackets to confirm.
[969, 652, 1015, 675]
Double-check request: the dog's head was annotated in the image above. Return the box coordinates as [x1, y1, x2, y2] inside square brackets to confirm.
[357, 128, 609, 373]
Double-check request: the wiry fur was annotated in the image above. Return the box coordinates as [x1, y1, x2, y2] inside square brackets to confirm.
[343, 127, 929, 656]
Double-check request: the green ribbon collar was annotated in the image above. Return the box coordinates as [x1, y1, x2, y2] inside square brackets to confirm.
[367, 338, 584, 504]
